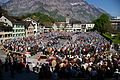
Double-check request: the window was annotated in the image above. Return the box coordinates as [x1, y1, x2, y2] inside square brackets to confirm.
[4, 19, 7, 21]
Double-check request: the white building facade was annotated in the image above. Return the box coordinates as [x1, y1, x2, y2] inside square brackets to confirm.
[0, 15, 26, 38]
[24, 18, 43, 35]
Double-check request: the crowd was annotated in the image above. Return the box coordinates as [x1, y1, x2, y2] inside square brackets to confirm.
[0, 31, 119, 80]
[3, 32, 74, 54]
[37, 52, 120, 80]
[3, 32, 110, 55]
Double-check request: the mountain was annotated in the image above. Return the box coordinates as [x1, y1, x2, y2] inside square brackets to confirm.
[0, 0, 108, 22]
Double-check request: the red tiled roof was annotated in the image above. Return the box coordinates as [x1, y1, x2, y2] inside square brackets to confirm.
[43, 23, 53, 28]
[54, 22, 66, 27]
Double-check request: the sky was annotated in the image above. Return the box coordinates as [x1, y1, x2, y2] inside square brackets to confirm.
[84, 0, 120, 17]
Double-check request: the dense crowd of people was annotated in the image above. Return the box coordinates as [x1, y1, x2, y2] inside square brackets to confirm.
[3, 32, 110, 55]
[38, 52, 120, 80]
[0, 31, 119, 80]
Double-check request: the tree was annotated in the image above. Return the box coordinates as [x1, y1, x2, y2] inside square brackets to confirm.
[0, 7, 8, 17]
[92, 14, 113, 33]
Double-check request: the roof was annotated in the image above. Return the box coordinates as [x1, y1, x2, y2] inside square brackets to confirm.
[3, 15, 25, 24]
[24, 17, 38, 22]
[24, 21, 35, 29]
[54, 22, 66, 27]
[0, 22, 12, 29]
[84, 22, 94, 24]
[70, 21, 82, 24]
[43, 23, 53, 28]
[2, 15, 35, 29]
[32, 17, 39, 22]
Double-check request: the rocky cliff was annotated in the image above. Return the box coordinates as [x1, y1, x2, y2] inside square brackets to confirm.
[0, 0, 108, 22]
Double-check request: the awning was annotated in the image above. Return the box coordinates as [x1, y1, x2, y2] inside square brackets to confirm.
[24, 52, 31, 54]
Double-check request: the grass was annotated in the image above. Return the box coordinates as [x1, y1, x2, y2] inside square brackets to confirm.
[102, 33, 120, 44]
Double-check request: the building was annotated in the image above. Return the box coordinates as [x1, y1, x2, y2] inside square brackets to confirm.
[24, 17, 43, 35]
[52, 22, 66, 31]
[0, 14, 95, 39]
[0, 15, 37, 39]
[25, 21, 35, 37]
[0, 22, 13, 43]
[85, 23, 95, 30]
[23, 16, 95, 33]
[0, 15, 26, 38]
[110, 17, 120, 31]
[51, 20, 94, 32]
[43, 24, 53, 32]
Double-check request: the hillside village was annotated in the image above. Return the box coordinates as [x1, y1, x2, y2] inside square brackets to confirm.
[0, 9, 95, 43]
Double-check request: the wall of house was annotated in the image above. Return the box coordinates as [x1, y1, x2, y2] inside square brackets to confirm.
[0, 16, 13, 27]
[73, 24, 81, 28]
[26, 24, 34, 37]
[111, 22, 120, 31]
[52, 23, 58, 31]
[86, 24, 95, 30]
[24, 18, 39, 34]
[13, 24, 25, 38]
[0, 32, 13, 43]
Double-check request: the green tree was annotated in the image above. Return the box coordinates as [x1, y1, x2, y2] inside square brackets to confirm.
[93, 14, 113, 33]
[19, 12, 57, 24]
[0, 7, 8, 17]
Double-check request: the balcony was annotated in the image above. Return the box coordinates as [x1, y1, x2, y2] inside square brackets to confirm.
[0, 32, 12, 35]
[13, 27, 25, 29]
[0, 37, 13, 40]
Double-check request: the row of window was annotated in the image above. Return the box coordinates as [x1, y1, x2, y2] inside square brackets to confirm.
[14, 25, 24, 28]
[13, 29, 24, 32]
[13, 33, 25, 37]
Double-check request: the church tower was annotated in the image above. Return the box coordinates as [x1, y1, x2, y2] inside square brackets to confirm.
[66, 14, 70, 24]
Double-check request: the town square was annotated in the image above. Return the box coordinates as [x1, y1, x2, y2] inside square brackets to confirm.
[0, 0, 120, 80]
